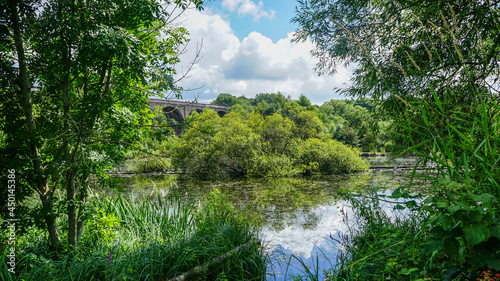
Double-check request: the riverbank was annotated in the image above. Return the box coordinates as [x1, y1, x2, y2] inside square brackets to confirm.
[1, 190, 266, 280]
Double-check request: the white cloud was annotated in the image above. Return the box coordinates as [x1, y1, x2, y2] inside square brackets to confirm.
[221, 0, 275, 21]
[260, 203, 351, 259]
[175, 8, 350, 104]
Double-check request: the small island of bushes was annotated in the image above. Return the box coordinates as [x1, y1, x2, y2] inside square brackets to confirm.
[171, 109, 369, 179]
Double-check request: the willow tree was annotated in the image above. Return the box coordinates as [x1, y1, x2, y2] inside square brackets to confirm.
[1, 0, 203, 248]
[293, 0, 500, 174]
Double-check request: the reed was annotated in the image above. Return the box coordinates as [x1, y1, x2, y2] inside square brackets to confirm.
[3, 188, 266, 280]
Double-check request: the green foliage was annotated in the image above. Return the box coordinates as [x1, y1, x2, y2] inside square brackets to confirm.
[336, 126, 359, 148]
[260, 113, 296, 154]
[328, 190, 432, 281]
[211, 92, 387, 151]
[172, 110, 261, 177]
[212, 93, 242, 107]
[292, 0, 500, 279]
[172, 109, 369, 178]
[5, 189, 266, 280]
[294, 111, 323, 140]
[248, 154, 299, 177]
[0, 0, 205, 247]
[293, 138, 369, 175]
[318, 99, 382, 150]
[80, 207, 121, 247]
[424, 179, 500, 270]
[135, 156, 171, 173]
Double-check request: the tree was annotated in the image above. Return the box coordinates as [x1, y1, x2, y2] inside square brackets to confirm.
[293, 0, 499, 97]
[259, 113, 296, 154]
[294, 2, 500, 274]
[1, 0, 204, 248]
[294, 110, 322, 140]
[293, 0, 500, 149]
[171, 110, 260, 177]
[212, 93, 239, 107]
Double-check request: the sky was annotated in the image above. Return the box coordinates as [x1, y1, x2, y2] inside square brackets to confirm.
[173, 0, 353, 105]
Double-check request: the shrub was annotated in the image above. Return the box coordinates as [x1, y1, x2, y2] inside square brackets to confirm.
[172, 110, 369, 178]
[293, 137, 369, 175]
[248, 154, 299, 177]
[135, 156, 171, 173]
[80, 207, 121, 247]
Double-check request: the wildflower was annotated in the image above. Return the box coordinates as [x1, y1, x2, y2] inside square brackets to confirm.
[106, 252, 112, 265]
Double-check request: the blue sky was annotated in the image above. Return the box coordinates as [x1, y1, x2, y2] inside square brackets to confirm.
[174, 0, 353, 104]
[205, 0, 297, 42]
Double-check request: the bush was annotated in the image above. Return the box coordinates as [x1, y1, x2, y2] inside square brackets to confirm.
[80, 207, 121, 247]
[135, 156, 171, 173]
[328, 190, 430, 281]
[248, 154, 299, 177]
[172, 110, 369, 178]
[172, 110, 261, 178]
[293, 137, 369, 175]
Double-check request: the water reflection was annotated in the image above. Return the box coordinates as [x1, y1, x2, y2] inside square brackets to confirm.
[108, 167, 428, 280]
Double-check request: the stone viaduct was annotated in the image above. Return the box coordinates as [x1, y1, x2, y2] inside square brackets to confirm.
[148, 98, 229, 134]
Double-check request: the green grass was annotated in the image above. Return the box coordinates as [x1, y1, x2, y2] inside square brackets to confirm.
[2, 189, 266, 280]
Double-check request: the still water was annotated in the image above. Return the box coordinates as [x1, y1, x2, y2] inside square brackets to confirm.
[111, 157, 429, 280]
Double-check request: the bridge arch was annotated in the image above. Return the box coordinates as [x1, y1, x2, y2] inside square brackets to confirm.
[163, 106, 184, 123]
[148, 99, 230, 134]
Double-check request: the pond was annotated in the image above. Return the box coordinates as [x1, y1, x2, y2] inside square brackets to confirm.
[108, 157, 430, 280]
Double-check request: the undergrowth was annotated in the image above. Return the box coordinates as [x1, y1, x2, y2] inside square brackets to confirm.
[1, 189, 266, 280]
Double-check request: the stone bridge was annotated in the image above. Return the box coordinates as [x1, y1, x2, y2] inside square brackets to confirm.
[148, 99, 229, 133]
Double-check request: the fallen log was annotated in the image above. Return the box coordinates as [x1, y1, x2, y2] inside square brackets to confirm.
[167, 239, 261, 281]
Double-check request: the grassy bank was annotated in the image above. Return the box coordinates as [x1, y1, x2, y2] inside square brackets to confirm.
[288, 93, 500, 280]
[1, 189, 266, 280]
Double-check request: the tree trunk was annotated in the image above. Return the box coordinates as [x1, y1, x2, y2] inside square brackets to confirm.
[66, 169, 78, 246]
[39, 187, 63, 249]
[8, 0, 62, 248]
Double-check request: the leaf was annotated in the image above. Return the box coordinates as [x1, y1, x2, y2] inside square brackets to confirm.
[491, 225, 500, 239]
[470, 253, 500, 270]
[449, 226, 464, 238]
[435, 198, 449, 208]
[390, 188, 403, 198]
[429, 226, 447, 238]
[464, 224, 490, 245]
[432, 89, 444, 114]
[487, 258, 500, 270]
[405, 200, 418, 208]
[425, 239, 444, 253]
[468, 210, 484, 224]
[447, 204, 463, 214]
[442, 268, 461, 281]
[400, 267, 419, 275]
[470, 193, 495, 203]
[394, 204, 405, 210]
[437, 214, 451, 228]
[444, 237, 460, 255]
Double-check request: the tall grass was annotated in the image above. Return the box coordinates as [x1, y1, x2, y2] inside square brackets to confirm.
[2, 188, 266, 280]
